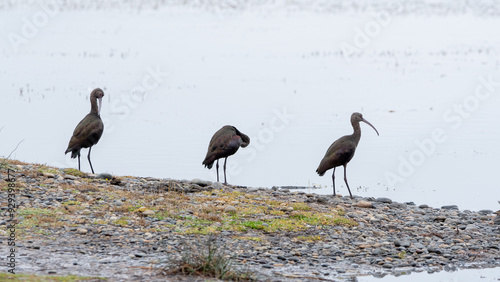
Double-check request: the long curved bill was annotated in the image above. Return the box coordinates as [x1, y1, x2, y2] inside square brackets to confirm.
[362, 118, 379, 136]
[98, 97, 103, 116]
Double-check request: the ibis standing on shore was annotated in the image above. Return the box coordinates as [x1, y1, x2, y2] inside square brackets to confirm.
[65, 88, 105, 174]
[316, 112, 379, 198]
[203, 125, 250, 184]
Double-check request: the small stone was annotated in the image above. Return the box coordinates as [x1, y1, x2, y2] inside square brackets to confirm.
[413, 243, 425, 249]
[418, 204, 429, 209]
[465, 224, 479, 230]
[64, 174, 78, 180]
[493, 215, 500, 225]
[394, 240, 411, 248]
[76, 228, 88, 234]
[428, 246, 442, 254]
[113, 200, 123, 206]
[376, 197, 392, 204]
[42, 172, 55, 178]
[382, 263, 393, 268]
[142, 210, 155, 216]
[441, 205, 458, 210]
[212, 182, 224, 190]
[316, 197, 328, 204]
[434, 216, 446, 222]
[224, 205, 237, 214]
[356, 201, 373, 208]
[191, 178, 211, 187]
[478, 209, 493, 215]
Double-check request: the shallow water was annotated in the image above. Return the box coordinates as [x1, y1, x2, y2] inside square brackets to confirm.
[1, 4, 499, 214]
[358, 267, 500, 282]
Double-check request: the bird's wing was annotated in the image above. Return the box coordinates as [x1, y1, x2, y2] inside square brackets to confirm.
[68, 114, 103, 149]
[317, 137, 356, 174]
[203, 128, 239, 166]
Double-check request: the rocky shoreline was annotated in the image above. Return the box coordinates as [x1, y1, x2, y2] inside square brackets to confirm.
[1, 160, 499, 281]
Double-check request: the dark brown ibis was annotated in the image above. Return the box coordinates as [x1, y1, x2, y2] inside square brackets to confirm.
[65, 88, 105, 174]
[316, 112, 379, 198]
[202, 125, 250, 184]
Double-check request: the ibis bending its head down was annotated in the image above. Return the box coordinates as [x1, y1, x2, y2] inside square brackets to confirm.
[203, 125, 250, 184]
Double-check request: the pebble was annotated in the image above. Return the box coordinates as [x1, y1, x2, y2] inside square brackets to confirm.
[441, 205, 459, 210]
[356, 201, 373, 208]
[191, 178, 211, 187]
[493, 215, 500, 225]
[376, 197, 392, 204]
[224, 205, 237, 214]
[64, 175, 79, 180]
[212, 182, 224, 190]
[76, 228, 88, 234]
[42, 172, 55, 178]
[142, 210, 155, 216]
[478, 209, 493, 215]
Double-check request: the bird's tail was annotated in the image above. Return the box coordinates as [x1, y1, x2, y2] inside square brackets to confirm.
[316, 168, 326, 176]
[203, 161, 214, 169]
[65, 148, 79, 159]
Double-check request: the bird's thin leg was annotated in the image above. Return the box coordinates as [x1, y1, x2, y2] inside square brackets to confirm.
[216, 159, 219, 182]
[343, 165, 353, 199]
[88, 147, 95, 174]
[77, 153, 81, 171]
[223, 157, 228, 185]
[332, 167, 336, 196]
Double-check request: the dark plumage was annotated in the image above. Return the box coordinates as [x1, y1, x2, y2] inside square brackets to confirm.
[203, 125, 250, 184]
[65, 88, 105, 174]
[316, 112, 379, 198]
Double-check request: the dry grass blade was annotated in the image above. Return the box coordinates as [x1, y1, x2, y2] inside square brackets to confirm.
[164, 236, 254, 281]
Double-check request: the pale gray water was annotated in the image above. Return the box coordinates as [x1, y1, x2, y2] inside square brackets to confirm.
[1, 8, 499, 211]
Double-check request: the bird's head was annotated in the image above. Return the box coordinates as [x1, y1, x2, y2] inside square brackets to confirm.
[352, 112, 379, 136]
[91, 88, 105, 115]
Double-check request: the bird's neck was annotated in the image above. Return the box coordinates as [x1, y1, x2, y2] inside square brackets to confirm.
[90, 96, 99, 115]
[351, 121, 361, 143]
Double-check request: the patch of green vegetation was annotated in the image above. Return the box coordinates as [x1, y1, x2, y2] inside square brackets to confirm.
[0, 272, 106, 281]
[183, 225, 220, 235]
[294, 235, 324, 243]
[92, 219, 107, 225]
[113, 217, 130, 227]
[398, 250, 406, 259]
[264, 199, 282, 207]
[18, 208, 57, 216]
[268, 210, 285, 216]
[242, 220, 265, 230]
[18, 208, 64, 233]
[63, 168, 85, 177]
[292, 202, 312, 211]
[37, 165, 59, 175]
[62, 200, 80, 206]
[336, 207, 346, 216]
